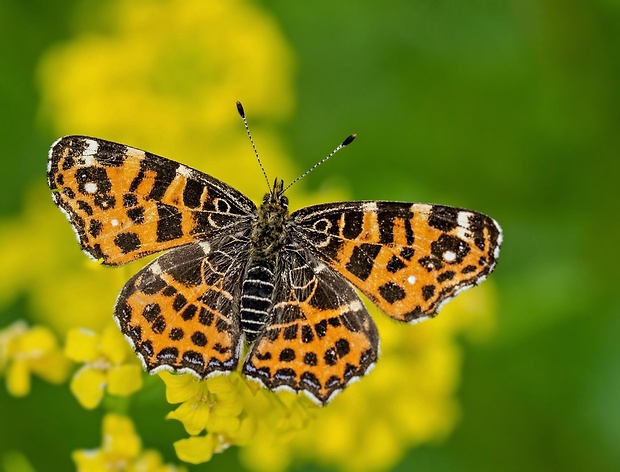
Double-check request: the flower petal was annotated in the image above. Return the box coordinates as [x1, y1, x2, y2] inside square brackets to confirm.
[100, 324, 129, 365]
[6, 360, 30, 397]
[102, 414, 141, 458]
[107, 364, 143, 396]
[167, 400, 210, 436]
[158, 371, 200, 404]
[173, 435, 214, 464]
[64, 328, 99, 362]
[71, 367, 106, 409]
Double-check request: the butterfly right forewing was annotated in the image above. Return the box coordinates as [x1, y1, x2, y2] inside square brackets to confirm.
[291, 201, 502, 323]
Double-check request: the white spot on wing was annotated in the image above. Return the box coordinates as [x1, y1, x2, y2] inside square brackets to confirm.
[84, 182, 98, 194]
[110, 219, 119, 227]
[81, 139, 99, 166]
[457, 211, 470, 229]
[177, 165, 194, 179]
[362, 202, 378, 212]
[349, 299, 363, 311]
[455, 211, 472, 239]
[407, 275, 417, 285]
[150, 261, 162, 275]
[443, 250, 456, 262]
[415, 203, 433, 215]
[314, 262, 328, 273]
[408, 315, 430, 325]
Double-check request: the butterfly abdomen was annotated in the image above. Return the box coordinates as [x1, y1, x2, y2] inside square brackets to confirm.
[240, 260, 275, 342]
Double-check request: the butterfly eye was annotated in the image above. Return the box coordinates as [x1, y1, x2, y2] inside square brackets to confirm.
[280, 195, 289, 208]
[262, 194, 270, 204]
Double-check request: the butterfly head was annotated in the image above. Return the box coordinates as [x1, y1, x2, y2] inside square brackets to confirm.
[262, 177, 288, 209]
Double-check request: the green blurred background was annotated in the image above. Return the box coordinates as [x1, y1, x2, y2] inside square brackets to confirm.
[1, 0, 619, 470]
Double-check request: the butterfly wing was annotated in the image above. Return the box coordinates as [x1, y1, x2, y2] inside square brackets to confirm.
[48, 136, 256, 265]
[291, 201, 502, 323]
[243, 246, 379, 405]
[115, 234, 250, 376]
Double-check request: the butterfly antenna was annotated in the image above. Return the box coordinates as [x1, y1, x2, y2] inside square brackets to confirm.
[283, 133, 356, 193]
[237, 101, 271, 192]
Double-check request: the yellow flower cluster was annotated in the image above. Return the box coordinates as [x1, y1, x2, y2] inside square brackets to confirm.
[0, 321, 70, 396]
[158, 370, 317, 465]
[65, 323, 143, 409]
[73, 413, 185, 472]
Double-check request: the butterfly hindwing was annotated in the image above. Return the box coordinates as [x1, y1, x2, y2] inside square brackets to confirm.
[115, 235, 250, 376]
[48, 136, 256, 265]
[243, 247, 379, 404]
[292, 201, 502, 323]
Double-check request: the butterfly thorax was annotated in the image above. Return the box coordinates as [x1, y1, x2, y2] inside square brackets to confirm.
[241, 179, 290, 342]
[249, 179, 290, 261]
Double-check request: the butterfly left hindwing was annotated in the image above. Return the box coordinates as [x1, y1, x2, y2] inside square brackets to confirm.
[115, 234, 249, 377]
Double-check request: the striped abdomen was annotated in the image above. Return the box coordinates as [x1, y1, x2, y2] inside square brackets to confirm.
[240, 260, 275, 342]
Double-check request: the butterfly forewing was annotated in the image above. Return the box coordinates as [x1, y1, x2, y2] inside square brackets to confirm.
[291, 201, 502, 323]
[48, 136, 256, 265]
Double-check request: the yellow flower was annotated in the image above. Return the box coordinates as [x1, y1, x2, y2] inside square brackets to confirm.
[72, 413, 185, 472]
[160, 372, 246, 437]
[65, 323, 143, 409]
[0, 321, 70, 397]
[160, 369, 324, 466]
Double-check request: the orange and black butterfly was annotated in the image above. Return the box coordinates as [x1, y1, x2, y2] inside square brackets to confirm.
[47, 103, 502, 405]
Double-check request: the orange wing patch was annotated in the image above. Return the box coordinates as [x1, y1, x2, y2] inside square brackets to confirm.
[292, 201, 502, 323]
[48, 136, 254, 265]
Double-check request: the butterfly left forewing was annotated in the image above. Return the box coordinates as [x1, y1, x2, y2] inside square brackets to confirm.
[292, 201, 502, 323]
[48, 136, 256, 265]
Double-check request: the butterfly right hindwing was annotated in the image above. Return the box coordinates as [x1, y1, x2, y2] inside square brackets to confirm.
[243, 245, 379, 404]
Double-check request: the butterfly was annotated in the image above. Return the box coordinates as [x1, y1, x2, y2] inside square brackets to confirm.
[47, 103, 502, 405]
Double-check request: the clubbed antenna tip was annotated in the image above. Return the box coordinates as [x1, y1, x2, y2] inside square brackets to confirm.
[343, 134, 356, 146]
[236, 101, 245, 118]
